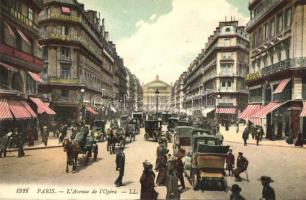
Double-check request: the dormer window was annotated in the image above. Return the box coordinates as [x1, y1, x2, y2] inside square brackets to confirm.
[225, 27, 231, 32]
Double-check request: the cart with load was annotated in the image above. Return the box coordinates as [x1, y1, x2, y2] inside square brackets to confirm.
[92, 120, 106, 142]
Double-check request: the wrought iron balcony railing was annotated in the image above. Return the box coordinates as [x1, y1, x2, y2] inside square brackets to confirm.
[246, 0, 283, 30]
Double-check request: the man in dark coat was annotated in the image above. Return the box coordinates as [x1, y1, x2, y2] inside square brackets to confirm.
[175, 148, 186, 190]
[230, 184, 245, 200]
[156, 148, 169, 186]
[242, 127, 249, 146]
[259, 176, 275, 200]
[234, 152, 248, 181]
[226, 149, 235, 176]
[140, 160, 158, 200]
[115, 147, 125, 187]
[155, 141, 165, 171]
[17, 128, 25, 157]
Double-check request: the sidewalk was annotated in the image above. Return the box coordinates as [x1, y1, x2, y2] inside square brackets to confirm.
[7, 135, 62, 152]
[221, 124, 306, 149]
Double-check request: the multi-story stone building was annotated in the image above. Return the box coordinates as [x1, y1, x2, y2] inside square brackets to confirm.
[134, 76, 143, 111]
[143, 75, 172, 113]
[37, 0, 128, 122]
[183, 20, 249, 120]
[0, 0, 54, 126]
[242, 0, 306, 141]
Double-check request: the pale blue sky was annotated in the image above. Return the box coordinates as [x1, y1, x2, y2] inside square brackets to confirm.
[78, 0, 250, 83]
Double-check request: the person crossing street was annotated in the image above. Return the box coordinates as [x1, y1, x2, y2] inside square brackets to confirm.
[115, 147, 125, 187]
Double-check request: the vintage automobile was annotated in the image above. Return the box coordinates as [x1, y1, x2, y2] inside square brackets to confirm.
[177, 119, 193, 127]
[132, 112, 144, 128]
[92, 120, 106, 142]
[173, 127, 211, 161]
[167, 117, 179, 133]
[144, 119, 163, 141]
[190, 142, 230, 191]
[162, 112, 172, 124]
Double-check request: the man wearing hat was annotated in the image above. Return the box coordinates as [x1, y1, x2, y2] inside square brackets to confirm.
[140, 160, 158, 200]
[234, 152, 249, 181]
[156, 148, 169, 186]
[259, 176, 275, 200]
[230, 184, 245, 200]
[226, 149, 235, 176]
[166, 156, 180, 200]
[155, 141, 166, 171]
[175, 148, 186, 190]
[115, 147, 125, 187]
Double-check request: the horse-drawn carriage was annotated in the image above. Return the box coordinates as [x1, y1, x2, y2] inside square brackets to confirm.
[144, 119, 162, 141]
[92, 120, 106, 142]
[107, 127, 126, 154]
[124, 120, 137, 143]
[64, 127, 96, 172]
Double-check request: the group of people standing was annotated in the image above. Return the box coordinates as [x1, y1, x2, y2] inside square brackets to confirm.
[242, 125, 264, 146]
[139, 141, 186, 200]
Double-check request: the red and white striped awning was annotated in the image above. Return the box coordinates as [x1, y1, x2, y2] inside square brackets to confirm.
[0, 61, 17, 71]
[28, 72, 43, 83]
[0, 99, 13, 120]
[8, 100, 32, 119]
[300, 102, 306, 117]
[239, 104, 262, 121]
[251, 102, 284, 118]
[273, 79, 291, 94]
[20, 101, 37, 118]
[216, 108, 236, 114]
[30, 97, 56, 115]
[86, 107, 98, 115]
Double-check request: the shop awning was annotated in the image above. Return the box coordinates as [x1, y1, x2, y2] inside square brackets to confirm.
[239, 104, 262, 121]
[8, 100, 32, 119]
[20, 101, 37, 118]
[30, 97, 56, 115]
[86, 107, 98, 115]
[251, 102, 284, 118]
[0, 99, 13, 120]
[273, 79, 291, 94]
[300, 102, 306, 117]
[0, 61, 17, 71]
[202, 107, 215, 117]
[28, 72, 43, 83]
[216, 108, 236, 114]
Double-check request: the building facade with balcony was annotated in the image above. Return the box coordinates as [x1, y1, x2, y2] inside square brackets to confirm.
[143, 75, 172, 113]
[183, 20, 249, 119]
[37, 0, 128, 122]
[0, 0, 55, 128]
[244, 0, 306, 141]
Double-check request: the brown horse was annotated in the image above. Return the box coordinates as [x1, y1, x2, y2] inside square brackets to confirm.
[63, 138, 78, 173]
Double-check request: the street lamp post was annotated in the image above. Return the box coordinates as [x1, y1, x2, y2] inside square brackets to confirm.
[155, 89, 159, 120]
[209, 93, 221, 123]
[80, 88, 85, 122]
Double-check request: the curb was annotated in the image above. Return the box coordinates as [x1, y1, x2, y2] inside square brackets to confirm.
[7, 145, 63, 152]
[224, 140, 306, 149]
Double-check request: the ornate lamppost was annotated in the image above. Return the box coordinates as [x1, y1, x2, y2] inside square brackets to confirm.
[155, 89, 159, 120]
